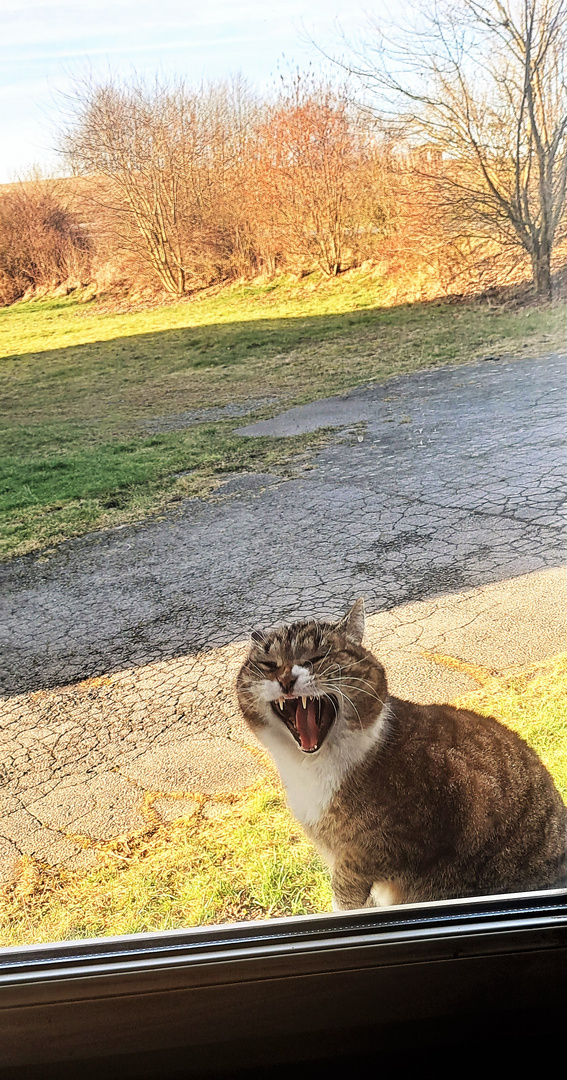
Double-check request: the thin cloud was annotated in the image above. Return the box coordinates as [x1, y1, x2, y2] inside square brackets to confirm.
[0, 0, 388, 180]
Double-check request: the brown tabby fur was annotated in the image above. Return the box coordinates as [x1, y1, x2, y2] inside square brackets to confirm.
[236, 600, 567, 909]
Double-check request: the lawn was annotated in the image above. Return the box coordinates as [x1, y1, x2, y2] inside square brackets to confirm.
[2, 268, 567, 558]
[1, 652, 565, 945]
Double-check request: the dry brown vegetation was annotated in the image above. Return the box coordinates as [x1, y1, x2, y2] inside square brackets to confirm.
[0, 176, 92, 306]
[57, 74, 400, 301]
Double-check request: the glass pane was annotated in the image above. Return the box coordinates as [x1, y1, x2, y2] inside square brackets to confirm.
[1, 0, 566, 948]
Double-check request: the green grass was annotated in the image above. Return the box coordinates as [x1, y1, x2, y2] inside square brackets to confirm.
[1, 653, 565, 946]
[2, 268, 567, 558]
[0, 779, 333, 946]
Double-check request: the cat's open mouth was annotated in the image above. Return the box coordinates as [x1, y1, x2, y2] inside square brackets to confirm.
[272, 695, 337, 753]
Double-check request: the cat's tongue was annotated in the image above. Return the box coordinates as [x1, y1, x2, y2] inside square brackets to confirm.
[295, 698, 319, 752]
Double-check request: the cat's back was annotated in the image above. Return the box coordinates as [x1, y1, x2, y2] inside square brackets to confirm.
[323, 695, 567, 898]
[386, 695, 549, 775]
[366, 695, 565, 817]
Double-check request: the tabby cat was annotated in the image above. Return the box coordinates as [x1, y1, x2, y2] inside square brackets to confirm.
[236, 599, 567, 909]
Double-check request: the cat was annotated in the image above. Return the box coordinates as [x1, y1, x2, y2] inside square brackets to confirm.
[236, 599, 567, 909]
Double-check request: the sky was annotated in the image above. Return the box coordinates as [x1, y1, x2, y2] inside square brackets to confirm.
[0, 0, 387, 183]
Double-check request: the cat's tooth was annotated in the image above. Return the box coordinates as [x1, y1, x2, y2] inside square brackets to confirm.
[302, 697, 307, 708]
[278, 698, 284, 709]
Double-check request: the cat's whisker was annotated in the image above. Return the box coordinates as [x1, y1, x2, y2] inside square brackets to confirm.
[336, 684, 384, 703]
[328, 674, 382, 693]
[320, 684, 384, 729]
[336, 656, 373, 671]
[317, 665, 341, 680]
[317, 664, 381, 698]
[319, 677, 383, 705]
[321, 685, 364, 729]
[338, 672, 382, 689]
[247, 663, 265, 676]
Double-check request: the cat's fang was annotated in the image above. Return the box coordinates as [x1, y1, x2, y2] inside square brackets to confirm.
[302, 697, 307, 708]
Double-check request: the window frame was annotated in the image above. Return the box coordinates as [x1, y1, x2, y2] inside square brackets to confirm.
[2, 887, 567, 1073]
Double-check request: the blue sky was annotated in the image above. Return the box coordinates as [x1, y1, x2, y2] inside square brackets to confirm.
[0, 1, 387, 182]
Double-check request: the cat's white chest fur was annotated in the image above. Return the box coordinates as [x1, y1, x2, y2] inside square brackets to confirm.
[257, 704, 389, 829]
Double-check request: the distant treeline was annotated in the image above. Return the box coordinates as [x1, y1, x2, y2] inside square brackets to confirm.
[1, 65, 565, 306]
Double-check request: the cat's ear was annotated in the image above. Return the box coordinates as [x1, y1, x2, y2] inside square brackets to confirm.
[336, 598, 365, 644]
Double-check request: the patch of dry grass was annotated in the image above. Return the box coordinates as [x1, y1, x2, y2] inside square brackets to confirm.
[0, 779, 332, 946]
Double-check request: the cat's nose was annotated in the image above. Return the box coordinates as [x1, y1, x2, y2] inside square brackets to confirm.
[279, 672, 295, 693]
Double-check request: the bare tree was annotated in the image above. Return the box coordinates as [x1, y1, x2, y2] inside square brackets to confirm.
[59, 71, 398, 293]
[346, 0, 567, 297]
[62, 76, 259, 295]
[254, 76, 393, 277]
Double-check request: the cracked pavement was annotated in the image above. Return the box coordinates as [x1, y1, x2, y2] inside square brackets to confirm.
[0, 352, 566, 883]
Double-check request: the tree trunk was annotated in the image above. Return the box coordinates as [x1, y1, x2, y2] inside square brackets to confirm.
[531, 244, 552, 300]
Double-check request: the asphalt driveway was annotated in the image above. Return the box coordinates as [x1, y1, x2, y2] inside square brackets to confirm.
[2, 352, 566, 697]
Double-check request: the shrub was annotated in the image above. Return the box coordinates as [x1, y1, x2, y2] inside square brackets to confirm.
[0, 178, 92, 305]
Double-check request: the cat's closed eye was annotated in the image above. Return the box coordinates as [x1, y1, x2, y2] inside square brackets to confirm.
[257, 659, 278, 671]
[306, 654, 327, 666]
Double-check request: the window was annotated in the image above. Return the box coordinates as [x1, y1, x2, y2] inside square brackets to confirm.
[2, 1, 567, 1071]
